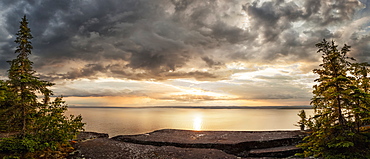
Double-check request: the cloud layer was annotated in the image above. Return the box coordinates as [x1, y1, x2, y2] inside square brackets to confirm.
[0, 0, 369, 106]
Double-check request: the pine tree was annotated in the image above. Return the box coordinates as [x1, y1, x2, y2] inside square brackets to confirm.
[0, 15, 84, 158]
[298, 39, 370, 158]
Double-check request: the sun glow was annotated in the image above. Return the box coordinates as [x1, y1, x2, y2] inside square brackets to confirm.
[193, 114, 203, 131]
[184, 88, 221, 97]
[169, 87, 239, 102]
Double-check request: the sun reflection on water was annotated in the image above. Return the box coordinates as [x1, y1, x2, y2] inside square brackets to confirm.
[193, 114, 203, 131]
[66, 108, 316, 136]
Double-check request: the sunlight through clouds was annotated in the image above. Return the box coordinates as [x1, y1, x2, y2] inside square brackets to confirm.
[0, 0, 369, 107]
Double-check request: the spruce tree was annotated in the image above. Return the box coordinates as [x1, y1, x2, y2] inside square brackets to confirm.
[0, 15, 84, 158]
[6, 15, 54, 135]
[298, 39, 370, 158]
[350, 62, 370, 129]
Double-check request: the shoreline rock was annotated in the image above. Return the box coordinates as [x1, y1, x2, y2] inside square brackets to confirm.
[69, 129, 308, 159]
[73, 131, 109, 141]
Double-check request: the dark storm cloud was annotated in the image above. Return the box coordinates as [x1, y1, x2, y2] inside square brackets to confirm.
[349, 34, 370, 62]
[0, 0, 252, 79]
[53, 62, 221, 81]
[171, 0, 194, 12]
[0, 0, 368, 81]
[125, 30, 189, 73]
[320, 0, 360, 25]
[210, 21, 251, 44]
[243, 0, 360, 43]
[110, 69, 222, 81]
[233, 0, 366, 64]
[201, 56, 224, 68]
[65, 64, 107, 79]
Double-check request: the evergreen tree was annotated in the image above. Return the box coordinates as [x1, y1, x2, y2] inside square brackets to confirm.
[0, 15, 84, 158]
[0, 80, 10, 132]
[349, 62, 370, 129]
[298, 39, 370, 158]
[5, 15, 54, 135]
[296, 110, 306, 131]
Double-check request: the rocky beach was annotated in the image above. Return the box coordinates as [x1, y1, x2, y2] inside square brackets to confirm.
[68, 129, 308, 159]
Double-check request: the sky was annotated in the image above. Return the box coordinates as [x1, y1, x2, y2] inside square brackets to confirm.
[0, 0, 369, 107]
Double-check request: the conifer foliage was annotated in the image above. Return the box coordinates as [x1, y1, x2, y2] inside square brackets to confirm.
[298, 39, 370, 158]
[0, 16, 84, 158]
[7, 15, 54, 135]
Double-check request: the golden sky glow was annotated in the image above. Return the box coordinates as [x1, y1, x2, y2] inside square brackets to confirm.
[57, 62, 316, 107]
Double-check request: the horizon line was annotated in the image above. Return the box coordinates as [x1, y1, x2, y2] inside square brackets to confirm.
[68, 105, 313, 109]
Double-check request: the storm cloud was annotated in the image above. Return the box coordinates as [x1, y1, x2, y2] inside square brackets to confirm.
[0, 0, 369, 105]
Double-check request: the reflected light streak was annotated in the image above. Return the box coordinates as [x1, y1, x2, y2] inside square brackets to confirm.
[193, 115, 203, 131]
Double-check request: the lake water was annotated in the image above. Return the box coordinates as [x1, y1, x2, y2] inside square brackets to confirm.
[66, 108, 314, 137]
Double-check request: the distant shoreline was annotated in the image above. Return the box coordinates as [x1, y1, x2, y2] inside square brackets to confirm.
[68, 105, 313, 109]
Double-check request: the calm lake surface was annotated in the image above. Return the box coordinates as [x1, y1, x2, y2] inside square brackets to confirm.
[66, 108, 314, 137]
